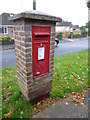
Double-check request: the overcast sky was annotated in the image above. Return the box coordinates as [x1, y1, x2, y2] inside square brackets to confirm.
[0, 0, 88, 26]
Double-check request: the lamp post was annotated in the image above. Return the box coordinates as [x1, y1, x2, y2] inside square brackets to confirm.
[33, 0, 36, 10]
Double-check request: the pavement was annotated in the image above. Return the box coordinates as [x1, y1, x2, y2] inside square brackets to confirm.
[33, 90, 90, 118]
[2, 44, 15, 50]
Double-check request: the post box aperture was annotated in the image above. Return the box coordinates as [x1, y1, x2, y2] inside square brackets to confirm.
[32, 26, 50, 78]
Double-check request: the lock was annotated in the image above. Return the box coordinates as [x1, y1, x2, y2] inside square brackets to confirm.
[40, 43, 43, 47]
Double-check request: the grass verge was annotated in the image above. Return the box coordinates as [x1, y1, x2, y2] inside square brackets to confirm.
[2, 50, 88, 118]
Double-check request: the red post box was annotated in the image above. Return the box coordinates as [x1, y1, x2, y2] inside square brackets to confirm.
[32, 26, 50, 78]
[10, 11, 62, 102]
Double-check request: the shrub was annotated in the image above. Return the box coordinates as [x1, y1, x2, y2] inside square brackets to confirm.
[2, 36, 11, 41]
[73, 32, 81, 38]
[0, 36, 14, 41]
[56, 32, 63, 40]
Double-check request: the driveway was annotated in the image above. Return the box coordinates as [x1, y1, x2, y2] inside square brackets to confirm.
[1, 38, 88, 68]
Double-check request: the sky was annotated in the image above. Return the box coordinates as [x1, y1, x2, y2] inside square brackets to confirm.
[0, 0, 88, 26]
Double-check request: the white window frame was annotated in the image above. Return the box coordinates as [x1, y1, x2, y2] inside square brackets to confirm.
[3, 27, 8, 34]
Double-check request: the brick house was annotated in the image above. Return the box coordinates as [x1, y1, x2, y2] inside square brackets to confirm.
[0, 13, 14, 37]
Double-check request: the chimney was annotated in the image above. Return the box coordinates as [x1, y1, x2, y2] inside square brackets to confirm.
[33, 0, 36, 10]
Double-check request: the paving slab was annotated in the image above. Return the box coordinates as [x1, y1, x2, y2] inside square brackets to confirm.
[33, 100, 88, 118]
[33, 90, 90, 118]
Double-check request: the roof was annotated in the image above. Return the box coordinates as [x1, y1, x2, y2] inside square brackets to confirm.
[56, 21, 72, 27]
[9, 10, 62, 22]
[0, 13, 15, 25]
[73, 25, 80, 29]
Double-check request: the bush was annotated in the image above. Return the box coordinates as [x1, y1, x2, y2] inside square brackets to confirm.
[56, 32, 63, 40]
[2, 36, 11, 41]
[81, 31, 87, 37]
[73, 32, 81, 38]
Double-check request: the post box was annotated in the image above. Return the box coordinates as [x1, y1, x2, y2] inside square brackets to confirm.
[32, 26, 50, 78]
[10, 11, 62, 102]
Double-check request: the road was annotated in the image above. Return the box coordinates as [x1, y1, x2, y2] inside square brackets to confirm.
[54, 38, 88, 57]
[1, 38, 88, 68]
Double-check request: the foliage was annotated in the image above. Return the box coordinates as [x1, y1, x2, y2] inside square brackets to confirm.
[73, 32, 81, 38]
[80, 26, 87, 37]
[56, 32, 63, 40]
[68, 31, 81, 38]
[87, 1, 90, 9]
[0, 35, 14, 41]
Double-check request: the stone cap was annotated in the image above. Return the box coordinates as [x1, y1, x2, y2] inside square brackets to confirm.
[9, 10, 62, 22]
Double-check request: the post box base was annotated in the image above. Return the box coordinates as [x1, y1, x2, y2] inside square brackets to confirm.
[30, 93, 50, 105]
[20, 81, 52, 104]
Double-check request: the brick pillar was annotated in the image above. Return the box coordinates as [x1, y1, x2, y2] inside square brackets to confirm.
[11, 11, 61, 102]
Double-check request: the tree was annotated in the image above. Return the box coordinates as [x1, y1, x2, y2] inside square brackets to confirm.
[87, 1, 90, 9]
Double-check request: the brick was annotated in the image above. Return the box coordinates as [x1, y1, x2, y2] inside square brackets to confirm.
[15, 31, 18, 35]
[24, 26, 31, 31]
[51, 41, 55, 45]
[19, 32, 25, 36]
[51, 38, 55, 41]
[21, 42, 31, 47]
[17, 46, 21, 50]
[21, 60, 32, 67]
[14, 26, 17, 31]
[25, 32, 30, 37]
[23, 57, 31, 62]
[50, 49, 54, 54]
[22, 69, 32, 77]
[25, 37, 31, 42]
[51, 27, 55, 33]
[51, 45, 54, 50]
[50, 53, 54, 58]
[17, 27, 21, 31]
[52, 33, 55, 37]
[16, 36, 21, 40]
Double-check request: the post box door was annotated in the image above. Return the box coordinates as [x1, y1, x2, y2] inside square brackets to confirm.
[32, 26, 50, 78]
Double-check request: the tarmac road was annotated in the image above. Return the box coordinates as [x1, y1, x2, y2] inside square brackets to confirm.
[1, 38, 88, 68]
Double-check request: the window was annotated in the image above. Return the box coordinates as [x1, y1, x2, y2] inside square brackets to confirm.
[5, 28, 7, 33]
[2, 27, 4, 33]
[2, 27, 8, 34]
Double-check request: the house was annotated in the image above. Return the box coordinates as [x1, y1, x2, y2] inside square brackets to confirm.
[0, 13, 14, 37]
[56, 21, 72, 32]
[73, 25, 80, 31]
[56, 21, 80, 32]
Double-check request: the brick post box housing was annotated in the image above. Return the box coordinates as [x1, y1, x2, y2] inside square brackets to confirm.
[10, 11, 62, 102]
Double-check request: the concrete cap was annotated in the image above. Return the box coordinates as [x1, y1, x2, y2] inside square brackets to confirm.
[9, 10, 62, 22]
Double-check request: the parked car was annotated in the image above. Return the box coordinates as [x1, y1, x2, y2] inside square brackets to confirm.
[55, 38, 59, 46]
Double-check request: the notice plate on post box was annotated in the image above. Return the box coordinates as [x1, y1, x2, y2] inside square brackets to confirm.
[38, 47, 45, 60]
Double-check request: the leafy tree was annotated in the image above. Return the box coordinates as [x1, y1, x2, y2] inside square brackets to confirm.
[87, 1, 90, 9]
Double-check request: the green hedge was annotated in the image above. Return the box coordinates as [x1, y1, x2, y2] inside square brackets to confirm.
[56, 32, 63, 40]
[0, 36, 14, 41]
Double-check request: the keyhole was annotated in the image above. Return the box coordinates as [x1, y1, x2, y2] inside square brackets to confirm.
[41, 43, 43, 47]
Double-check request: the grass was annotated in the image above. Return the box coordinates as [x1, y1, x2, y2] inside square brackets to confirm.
[2, 67, 33, 118]
[51, 50, 88, 98]
[2, 50, 88, 118]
